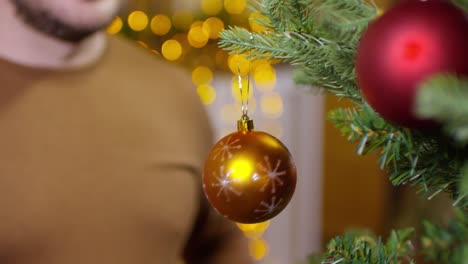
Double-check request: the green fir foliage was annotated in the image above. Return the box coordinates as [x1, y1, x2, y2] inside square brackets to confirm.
[416, 75, 468, 146]
[219, 0, 468, 263]
[421, 209, 468, 264]
[320, 229, 415, 264]
[328, 104, 467, 207]
[454, 0, 468, 10]
[220, 0, 378, 100]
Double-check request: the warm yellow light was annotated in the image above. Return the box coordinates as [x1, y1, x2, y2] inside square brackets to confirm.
[172, 11, 194, 31]
[249, 12, 270, 32]
[261, 93, 283, 117]
[150, 14, 171, 36]
[224, 0, 247, 14]
[188, 26, 209, 48]
[128, 11, 149, 31]
[230, 159, 253, 181]
[192, 66, 213, 85]
[236, 222, 255, 232]
[201, 0, 223, 15]
[162, 40, 182, 61]
[106, 16, 123, 35]
[249, 239, 269, 260]
[254, 62, 276, 90]
[190, 20, 204, 29]
[228, 54, 250, 76]
[253, 221, 270, 232]
[197, 84, 216, 105]
[241, 221, 270, 239]
[231, 77, 253, 102]
[237, 221, 270, 233]
[203, 17, 225, 39]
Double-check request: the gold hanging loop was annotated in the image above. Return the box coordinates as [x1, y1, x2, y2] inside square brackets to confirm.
[237, 65, 254, 132]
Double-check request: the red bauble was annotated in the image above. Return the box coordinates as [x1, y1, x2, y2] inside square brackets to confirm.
[356, 0, 468, 128]
[203, 130, 297, 224]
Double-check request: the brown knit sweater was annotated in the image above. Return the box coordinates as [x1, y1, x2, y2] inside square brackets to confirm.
[0, 36, 250, 264]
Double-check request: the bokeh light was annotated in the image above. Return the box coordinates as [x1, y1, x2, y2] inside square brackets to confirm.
[150, 14, 172, 36]
[254, 62, 276, 90]
[236, 222, 255, 232]
[237, 221, 270, 238]
[106, 16, 123, 35]
[248, 239, 269, 260]
[188, 26, 210, 48]
[128, 11, 149, 31]
[261, 92, 284, 117]
[249, 12, 270, 32]
[192, 66, 214, 85]
[231, 77, 254, 102]
[228, 54, 251, 76]
[201, 0, 223, 15]
[197, 84, 217, 105]
[224, 0, 247, 15]
[162, 39, 183, 61]
[191, 20, 205, 29]
[203, 17, 225, 39]
[122, 6, 277, 260]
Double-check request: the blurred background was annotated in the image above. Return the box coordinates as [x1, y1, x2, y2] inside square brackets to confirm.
[107, 0, 452, 263]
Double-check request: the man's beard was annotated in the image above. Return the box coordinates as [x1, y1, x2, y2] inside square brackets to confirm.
[12, 0, 109, 43]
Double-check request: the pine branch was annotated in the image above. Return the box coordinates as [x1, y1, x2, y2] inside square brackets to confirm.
[220, 0, 376, 101]
[415, 74, 468, 146]
[298, 0, 378, 42]
[319, 229, 415, 264]
[254, 0, 304, 31]
[309, 210, 468, 264]
[329, 104, 467, 207]
[219, 1, 468, 263]
[462, 163, 468, 197]
[453, 0, 468, 11]
[219, 27, 362, 100]
[221, 0, 467, 205]
[421, 209, 468, 264]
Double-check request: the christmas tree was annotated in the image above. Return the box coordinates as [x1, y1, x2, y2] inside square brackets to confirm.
[219, 0, 468, 263]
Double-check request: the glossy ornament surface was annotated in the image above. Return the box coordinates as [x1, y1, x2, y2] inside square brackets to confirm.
[203, 129, 297, 223]
[356, 0, 468, 128]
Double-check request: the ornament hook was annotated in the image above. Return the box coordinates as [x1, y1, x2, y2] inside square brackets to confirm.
[237, 65, 250, 117]
[237, 63, 254, 132]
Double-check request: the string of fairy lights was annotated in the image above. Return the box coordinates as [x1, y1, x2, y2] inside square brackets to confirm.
[106, 1, 286, 260]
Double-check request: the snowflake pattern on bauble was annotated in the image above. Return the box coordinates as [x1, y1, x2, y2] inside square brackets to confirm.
[254, 196, 283, 219]
[211, 166, 242, 201]
[258, 156, 286, 194]
[212, 136, 241, 161]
